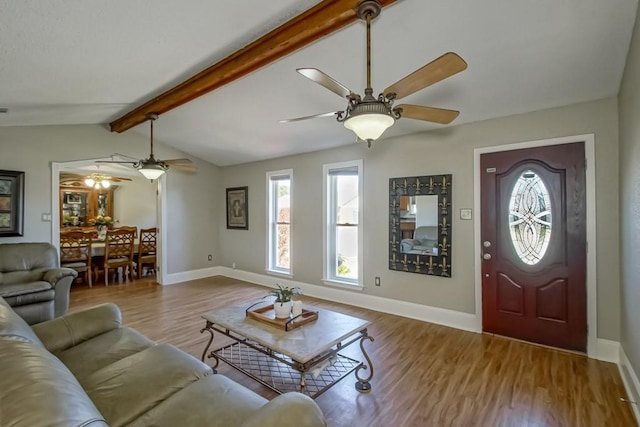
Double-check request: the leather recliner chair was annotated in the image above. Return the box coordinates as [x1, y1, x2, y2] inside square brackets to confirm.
[0, 242, 77, 324]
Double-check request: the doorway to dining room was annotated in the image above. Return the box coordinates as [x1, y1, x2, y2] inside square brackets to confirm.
[51, 157, 166, 285]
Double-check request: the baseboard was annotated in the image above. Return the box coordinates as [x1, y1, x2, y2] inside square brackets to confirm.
[217, 267, 477, 332]
[596, 338, 620, 363]
[163, 266, 222, 285]
[619, 346, 640, 423]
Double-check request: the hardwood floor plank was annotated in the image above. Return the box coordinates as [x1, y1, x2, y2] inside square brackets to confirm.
[68, 277, 638, 427]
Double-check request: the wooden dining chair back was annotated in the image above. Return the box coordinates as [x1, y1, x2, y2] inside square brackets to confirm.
[137, 227, 157, 279]
[59, 230, 93, 287]
[103, 226, 137, 286]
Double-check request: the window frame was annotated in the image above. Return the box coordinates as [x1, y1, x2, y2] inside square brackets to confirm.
[266, 169, 293, 277]
[322, 159, 364, 288]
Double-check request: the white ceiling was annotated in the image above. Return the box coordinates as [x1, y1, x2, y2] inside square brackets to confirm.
[1, 0, 637, 166]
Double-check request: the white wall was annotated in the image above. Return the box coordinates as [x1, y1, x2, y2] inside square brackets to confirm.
[218, 96, 620, 341]
[113, 177, 157, 230]
[0, 124, 221, 274]
[618, 0, 640, 394]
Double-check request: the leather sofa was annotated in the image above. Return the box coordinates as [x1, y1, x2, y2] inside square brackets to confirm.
[0, 297, 326, 427]
[0, 242, 77, 324]
[400, 225, 439, 255]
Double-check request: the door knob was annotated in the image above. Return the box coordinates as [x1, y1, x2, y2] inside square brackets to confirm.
[483, 253, 492, 260]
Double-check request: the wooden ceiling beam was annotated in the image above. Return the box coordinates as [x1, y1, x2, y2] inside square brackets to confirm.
[110, 0, 398, 133]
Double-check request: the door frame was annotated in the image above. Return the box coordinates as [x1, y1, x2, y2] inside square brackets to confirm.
[473, 134, 597, 357]
[51, 158, 168, 285]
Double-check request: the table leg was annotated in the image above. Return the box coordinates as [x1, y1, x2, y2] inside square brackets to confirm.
[355, 329, 375, 392]
[200, 321, 220, 373]
[300, 372, 307, 393]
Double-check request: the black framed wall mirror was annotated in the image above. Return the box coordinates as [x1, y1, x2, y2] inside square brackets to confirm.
[389, 174, 452, 277]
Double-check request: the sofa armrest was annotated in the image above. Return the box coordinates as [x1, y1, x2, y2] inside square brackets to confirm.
[43, 267, 78, 286]
[43, 268, 78, 317]
[240, 392, 326, 427]
[32, 303, 122, 353]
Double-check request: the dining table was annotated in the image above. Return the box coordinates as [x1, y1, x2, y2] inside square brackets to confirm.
[91, 239, 140, 257]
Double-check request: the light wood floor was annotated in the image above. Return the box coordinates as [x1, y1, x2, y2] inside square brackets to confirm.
[69, 276, 637, 427]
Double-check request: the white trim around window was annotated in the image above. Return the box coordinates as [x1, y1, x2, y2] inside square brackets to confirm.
[266, 169, 293, 277]
[322, 159, 363, 289]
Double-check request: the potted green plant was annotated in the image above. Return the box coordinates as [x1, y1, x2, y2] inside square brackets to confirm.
[268, 284, 301, 319]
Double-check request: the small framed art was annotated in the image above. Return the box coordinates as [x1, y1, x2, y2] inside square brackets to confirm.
[226, 186, 248, 230]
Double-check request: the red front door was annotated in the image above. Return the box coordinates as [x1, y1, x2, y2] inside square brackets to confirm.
[481, 142, 587, 352]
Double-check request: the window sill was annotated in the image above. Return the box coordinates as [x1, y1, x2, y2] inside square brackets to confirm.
[322, 278, 364, 291]
[266, 270, 294, 279]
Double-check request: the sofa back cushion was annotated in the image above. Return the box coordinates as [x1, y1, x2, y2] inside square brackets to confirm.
[0, 339, 107, 426]
[0, 243, 59, 285]
[0, 296, 44, 345]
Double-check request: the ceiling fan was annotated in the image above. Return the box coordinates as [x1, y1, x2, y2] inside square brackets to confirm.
[97, 113, 196, 180]
[84, 173, 130, 189]
[280, 0, 468, 147]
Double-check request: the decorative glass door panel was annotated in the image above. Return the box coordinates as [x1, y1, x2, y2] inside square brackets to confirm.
[508, 170, 552, 265]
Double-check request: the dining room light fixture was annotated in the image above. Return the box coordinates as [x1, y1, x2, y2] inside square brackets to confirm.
[84, 174, 112, 189]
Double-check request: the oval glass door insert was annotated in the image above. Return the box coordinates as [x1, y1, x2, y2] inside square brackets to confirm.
[508, 170, 552, 265]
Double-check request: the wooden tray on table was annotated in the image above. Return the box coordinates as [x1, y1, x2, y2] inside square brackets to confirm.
[246, 304, 318, 331]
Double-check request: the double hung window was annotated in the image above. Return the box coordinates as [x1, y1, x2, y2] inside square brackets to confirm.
[267, 170, 292, 275]
[323, 160, 363, 287]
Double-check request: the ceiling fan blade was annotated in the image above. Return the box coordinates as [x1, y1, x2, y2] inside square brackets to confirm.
[395, 104, 460, 124]
[297, 68, 354, 99]
[95, 160, 137, 165]
[384, 52, 467, 101]
[280, 111, 341, 123]
[169, 164, 197, 173]
[164, 158, 193, 165]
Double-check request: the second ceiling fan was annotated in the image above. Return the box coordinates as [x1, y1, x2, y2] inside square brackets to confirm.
[281, 0, 468, 147]
[98, 113, 196, 180]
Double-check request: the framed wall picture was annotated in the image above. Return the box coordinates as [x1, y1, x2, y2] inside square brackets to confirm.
[226, 186, 248, 230]
[0, 170, 25, 237]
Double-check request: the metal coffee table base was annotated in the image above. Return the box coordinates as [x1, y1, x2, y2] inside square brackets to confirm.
[200, 322, 374, 398]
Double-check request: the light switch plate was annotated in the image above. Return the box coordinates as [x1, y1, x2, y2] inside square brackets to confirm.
[460, 208, 472, 220]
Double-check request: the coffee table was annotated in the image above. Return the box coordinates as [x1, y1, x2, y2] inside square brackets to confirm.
[200, 303, 374, 398]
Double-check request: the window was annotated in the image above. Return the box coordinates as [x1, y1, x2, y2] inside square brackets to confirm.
[323, 160, 363, 287]
[508, 170, 552, 265]
[267, 170, 292, 275]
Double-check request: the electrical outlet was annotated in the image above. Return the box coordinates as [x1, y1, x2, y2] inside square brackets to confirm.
[207, 254, 212, 261]
[232, 262, 236, 269]
[375, 277, 381, 286]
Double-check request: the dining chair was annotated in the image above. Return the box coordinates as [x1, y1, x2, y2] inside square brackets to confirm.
[59, 230, 94, 287]
[103, 226, 137, 286]
[137, 227, 157, 279]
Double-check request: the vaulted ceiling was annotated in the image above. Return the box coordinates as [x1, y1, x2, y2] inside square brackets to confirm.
[1, 0, 637, 166]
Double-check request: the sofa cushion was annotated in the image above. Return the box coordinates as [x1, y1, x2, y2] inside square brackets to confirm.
[0, 243, 59, 285]
[0, 296, 43, 345]
[59, 327, 156, 382]
[83, 343, 213, 427]
[1, 282, 55, 309]
[0, 339, 107, 426]
[0, 280, 52, 297]
[33, 302, 122, 352]
[128, 374, 268, 427]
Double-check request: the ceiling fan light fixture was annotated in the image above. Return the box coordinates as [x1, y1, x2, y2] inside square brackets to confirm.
[84, 178, 95, 187]
[137, 162, 167, 181]
[343, 100, 395, 142]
